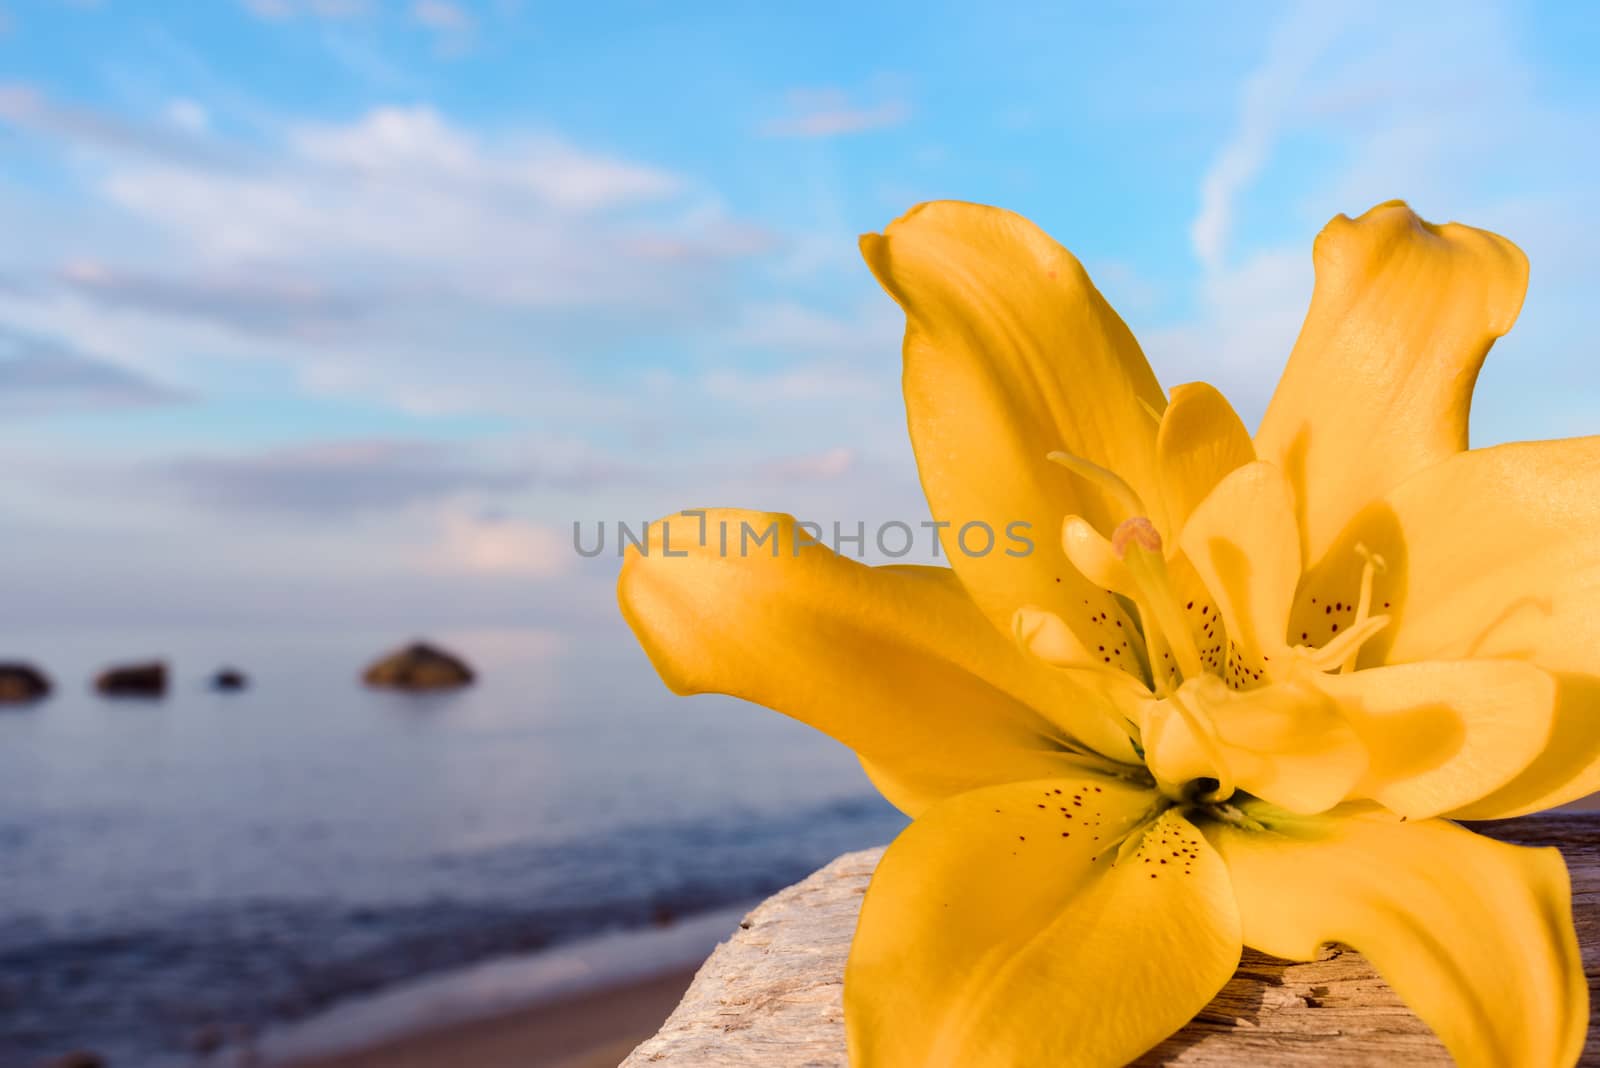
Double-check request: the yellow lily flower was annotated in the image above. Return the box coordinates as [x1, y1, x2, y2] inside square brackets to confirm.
[618, 199, 1593, 1067]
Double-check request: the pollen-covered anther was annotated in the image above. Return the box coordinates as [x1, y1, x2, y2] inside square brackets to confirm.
[1110, 516, 1162, 558]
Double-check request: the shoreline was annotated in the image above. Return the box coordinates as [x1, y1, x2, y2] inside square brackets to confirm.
[278, 966, 698, 1068]
[251, 902, 751, 1068]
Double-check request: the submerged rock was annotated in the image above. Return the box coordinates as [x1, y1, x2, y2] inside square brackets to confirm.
[41, 1052, 106, 1068]
[0, 662, 51, 703]
[95, 661, 168, 698]
[363, 641, 475, 691]
[211, 667, 248, 691]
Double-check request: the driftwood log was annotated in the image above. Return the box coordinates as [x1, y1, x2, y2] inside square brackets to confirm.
[625, 813, 1600, 1066]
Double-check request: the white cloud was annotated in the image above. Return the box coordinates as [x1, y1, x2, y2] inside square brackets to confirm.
[761, 89, 909, 139]
[90, 106, 700, 301]
[0, 90, 784, 419]
[0, 81, 234, 166]
[164, 98, 209, 133]
[286, 106, 680, 210]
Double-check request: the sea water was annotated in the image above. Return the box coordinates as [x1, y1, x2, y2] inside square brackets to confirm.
[0, 622, 905, 1066]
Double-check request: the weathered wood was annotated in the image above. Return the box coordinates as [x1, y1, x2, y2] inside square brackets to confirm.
[624, 813, 1600, 1066]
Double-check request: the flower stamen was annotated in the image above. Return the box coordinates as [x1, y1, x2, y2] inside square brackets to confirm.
[1301, 614, 1390, 672]
[1112, 517, 1204, 683]
[1340, 543, 1387, 674]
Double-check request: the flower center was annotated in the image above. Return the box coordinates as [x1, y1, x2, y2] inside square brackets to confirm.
[1139, 674, 1239, 802]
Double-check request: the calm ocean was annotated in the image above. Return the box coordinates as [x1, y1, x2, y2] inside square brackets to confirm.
[0, 623, 906, 1067]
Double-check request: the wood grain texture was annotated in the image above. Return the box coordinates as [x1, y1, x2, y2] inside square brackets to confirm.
[622, 813, 1600, 1067]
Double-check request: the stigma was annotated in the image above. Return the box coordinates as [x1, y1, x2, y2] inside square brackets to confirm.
[1108, 517, 1205, 687]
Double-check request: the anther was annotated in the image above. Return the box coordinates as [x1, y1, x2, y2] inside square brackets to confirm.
[1111, 516, 1162, 557]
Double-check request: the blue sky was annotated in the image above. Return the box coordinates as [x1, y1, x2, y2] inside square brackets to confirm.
[0, 0, 1596, 628]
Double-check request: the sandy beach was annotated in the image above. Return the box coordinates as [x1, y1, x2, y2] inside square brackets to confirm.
[281, 965, 695, 1068]
[247, 901, 754, 1068]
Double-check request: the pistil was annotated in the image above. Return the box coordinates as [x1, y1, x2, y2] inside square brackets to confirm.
[1112, 518, 1204, 682]
[1046, 450, 1146, 519]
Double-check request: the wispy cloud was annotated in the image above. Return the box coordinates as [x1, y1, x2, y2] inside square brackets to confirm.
[59, 260, 370, 335]
[164, 98, 209, 133]
[162, 439, 531, 517]
[1188, 3, 1358, 273]
[0, 325, 183, 415]
[0, 82, 242, 168]
[722, 300, 901, 358]
[0, 89, 778, 419]
[1158, 0, 1593, 437]
[753, 446, 856, 483]
[287, 105, 680, 211]
[700, 364, 883, 405]
[411, 0, 470, 31]
[241, 0, 372, 20]
[760, 89, 909, 139]
[157, 432, 660, 519]
[427, 507, 571, 578]
[410, 0, 474, 55]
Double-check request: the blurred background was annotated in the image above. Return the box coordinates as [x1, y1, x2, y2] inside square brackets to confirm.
[1, 1, 1596, 1066]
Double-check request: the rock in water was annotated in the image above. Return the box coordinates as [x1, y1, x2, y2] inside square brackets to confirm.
[211, 667, 248, 691]
[41, 1051, 106, 1068]
[363, 641, 475, 691]
[0, 662, 51, 703]
[95, 661, 168, 697]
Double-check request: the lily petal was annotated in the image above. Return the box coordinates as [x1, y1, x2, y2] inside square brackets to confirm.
[1156, 381, 1255, 541]
[1296, 437, 1600, 812]
[1315, 659, 1557, 820]
[848, 780, 1239, 1068]
[618, 510, 1139, 818]
[1447, 674, 1600, 819]
[1355, 437, 1600, 675]
[1210, 806, 1585, 1068]
[861, 201, 1168, 644]
[1255, 201, 1529, 563]
[1179, 461, 1300, 665]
